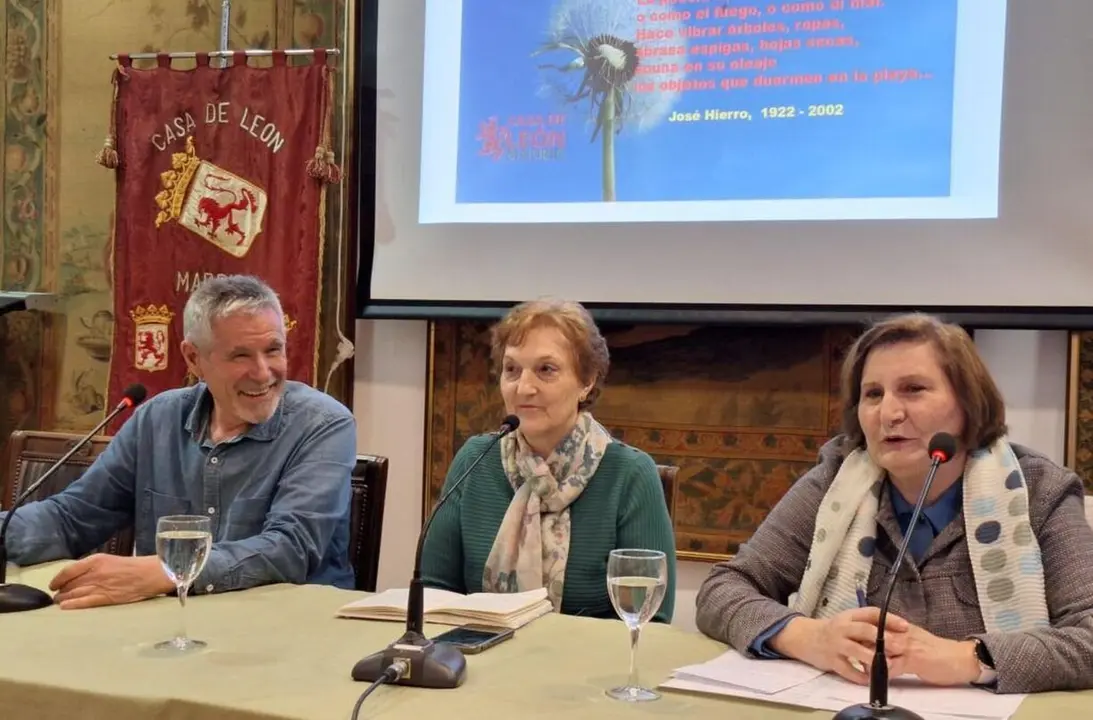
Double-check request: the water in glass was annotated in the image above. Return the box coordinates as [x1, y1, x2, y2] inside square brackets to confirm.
[608, 575, 667, 627]
[605, 548, 667, 702]
[157, 529, 211, 588]
[154, 515, 212, 655]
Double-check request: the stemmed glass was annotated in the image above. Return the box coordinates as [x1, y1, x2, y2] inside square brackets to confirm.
[605, 548, 668, 702]
[154, 515, 212, 654]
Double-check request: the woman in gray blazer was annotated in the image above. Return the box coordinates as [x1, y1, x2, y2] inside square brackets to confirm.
[696, 313, 1093, 694]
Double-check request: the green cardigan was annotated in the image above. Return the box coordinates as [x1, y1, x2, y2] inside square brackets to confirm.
[420, 435, 677, 623]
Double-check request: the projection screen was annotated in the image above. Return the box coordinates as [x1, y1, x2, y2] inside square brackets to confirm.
[362, 0, 1093, 315]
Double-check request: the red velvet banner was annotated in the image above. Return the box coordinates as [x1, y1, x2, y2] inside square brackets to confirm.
[101, 51, 339, 421]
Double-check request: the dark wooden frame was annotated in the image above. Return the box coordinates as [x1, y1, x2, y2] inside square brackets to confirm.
[1065, 331, 1090, 482]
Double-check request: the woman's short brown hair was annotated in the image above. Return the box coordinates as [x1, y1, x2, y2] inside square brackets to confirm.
[489, 298, 610, 410]
[839, 313, 1007, 453]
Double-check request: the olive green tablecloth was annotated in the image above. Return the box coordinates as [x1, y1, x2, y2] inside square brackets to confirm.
[1, 562, 1089, 719]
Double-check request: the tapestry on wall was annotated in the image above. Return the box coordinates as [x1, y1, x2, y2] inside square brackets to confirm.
[96, 50, 341, 422]
[426, 320, 857, 561]
[1066, 331, 1093, 491]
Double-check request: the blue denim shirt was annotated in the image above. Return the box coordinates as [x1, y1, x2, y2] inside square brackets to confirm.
[889, 479, 964, 562]
[2, 380, 356, 593]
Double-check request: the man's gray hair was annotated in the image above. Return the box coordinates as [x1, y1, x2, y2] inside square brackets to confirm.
[183, 275, 283, 348]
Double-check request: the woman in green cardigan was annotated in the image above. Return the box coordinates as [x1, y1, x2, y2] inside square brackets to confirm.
[420, 299, 677, 623]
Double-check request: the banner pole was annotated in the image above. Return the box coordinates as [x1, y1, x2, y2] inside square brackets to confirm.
[217, 0, 231, 67]
[109, 49, 341, 61]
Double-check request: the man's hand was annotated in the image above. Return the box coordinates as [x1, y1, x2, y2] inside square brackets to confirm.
[48, 554, 175, 610]
[770, 607, 910, 685]
[884, 622, 982, 686]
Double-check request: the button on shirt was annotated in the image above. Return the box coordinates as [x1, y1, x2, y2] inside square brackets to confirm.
[2, 381, 357, 593]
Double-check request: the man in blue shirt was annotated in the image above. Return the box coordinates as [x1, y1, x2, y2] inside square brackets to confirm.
[2, 275, 356, 609]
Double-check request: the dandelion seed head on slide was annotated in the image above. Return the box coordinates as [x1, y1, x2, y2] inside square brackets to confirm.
[538, 0, 687, 134]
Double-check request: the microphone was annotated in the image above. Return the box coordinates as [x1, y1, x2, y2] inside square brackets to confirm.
[833, 431, 958, 720]
[0, 383, 148, 613]
[352, 414, 520, 689]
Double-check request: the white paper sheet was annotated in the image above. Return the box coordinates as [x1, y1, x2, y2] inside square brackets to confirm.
[671, 649, 825, 694]
[661, 651, 1026, 720]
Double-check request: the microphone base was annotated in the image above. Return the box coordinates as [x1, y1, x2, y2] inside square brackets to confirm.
[0, 583, 53, 613]
[351, 630, 466, 689]
[833, 703, 925, 720]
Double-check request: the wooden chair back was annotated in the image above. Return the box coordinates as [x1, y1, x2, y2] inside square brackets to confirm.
[2, 430, 134, 556]
[349, 454, 388, 592]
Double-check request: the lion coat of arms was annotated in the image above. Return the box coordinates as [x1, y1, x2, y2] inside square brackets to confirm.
[154, 136, 268, 258]
[130, 304, 174, 372]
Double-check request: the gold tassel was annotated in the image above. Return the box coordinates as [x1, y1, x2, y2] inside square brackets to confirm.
[323, 149, 342, 184]
[306, 145, 329, 179]
[305, 64, 342, 184]
[96, 69, 122, 169]
[95, 137, 119, 168]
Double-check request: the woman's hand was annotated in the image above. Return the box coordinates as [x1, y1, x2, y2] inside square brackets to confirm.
[770, 607, 910, 685]
[884, 623, 982, 686]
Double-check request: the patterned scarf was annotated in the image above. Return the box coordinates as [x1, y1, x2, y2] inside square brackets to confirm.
[482, 411, 613, 610]
[792, 437, 1049, 633]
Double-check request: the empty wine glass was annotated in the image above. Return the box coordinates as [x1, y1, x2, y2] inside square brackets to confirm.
[605, 548, 668, 702]
[154, 515, 212, 654]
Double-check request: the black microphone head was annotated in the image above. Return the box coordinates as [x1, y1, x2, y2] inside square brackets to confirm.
[123, 383, 148, 407]
[928, 432, 958, 463]
[499, 414, 520, 434]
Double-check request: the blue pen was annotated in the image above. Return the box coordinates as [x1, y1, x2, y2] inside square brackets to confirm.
[849, 584, 871, 673]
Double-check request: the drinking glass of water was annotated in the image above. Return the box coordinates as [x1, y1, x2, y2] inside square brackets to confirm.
[605, 548, 668, 702]
[154, 514, 212, 654]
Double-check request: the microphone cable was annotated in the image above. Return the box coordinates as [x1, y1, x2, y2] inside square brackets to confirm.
[350, 658, 409, 720]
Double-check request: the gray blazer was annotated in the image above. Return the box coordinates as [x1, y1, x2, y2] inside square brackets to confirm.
[695, 437, 1093, 694]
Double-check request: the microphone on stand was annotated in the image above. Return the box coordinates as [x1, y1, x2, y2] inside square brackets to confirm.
[833, 431, 958, 720]
[352, 414, 521, 689]
[0, 383, 149, 614]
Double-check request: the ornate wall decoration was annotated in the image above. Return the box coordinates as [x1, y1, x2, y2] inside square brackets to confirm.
[0, 0, 58, 452]
[0, 0, 354, 458]
[41, 1, 286, 432]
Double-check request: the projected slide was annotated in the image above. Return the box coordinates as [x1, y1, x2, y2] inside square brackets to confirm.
[418, 0, 1007, 224]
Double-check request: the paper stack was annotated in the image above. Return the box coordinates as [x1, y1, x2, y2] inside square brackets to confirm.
[337, 587, 554, 629]
[661, 650, 1027, 720]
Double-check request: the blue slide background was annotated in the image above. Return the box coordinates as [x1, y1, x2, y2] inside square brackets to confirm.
[454, 0, 957, 204]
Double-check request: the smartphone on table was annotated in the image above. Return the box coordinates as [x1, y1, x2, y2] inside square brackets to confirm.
[430, 625, 515, 654]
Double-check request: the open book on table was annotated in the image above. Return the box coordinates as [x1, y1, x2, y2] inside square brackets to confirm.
[336, 586, 554, 630]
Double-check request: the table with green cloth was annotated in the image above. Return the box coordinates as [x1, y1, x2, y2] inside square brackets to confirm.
[0, 562, 1089, 719]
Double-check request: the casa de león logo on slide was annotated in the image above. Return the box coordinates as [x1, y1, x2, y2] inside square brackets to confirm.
[154, 136, 269, 259]
[476, 114, 567, 162]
